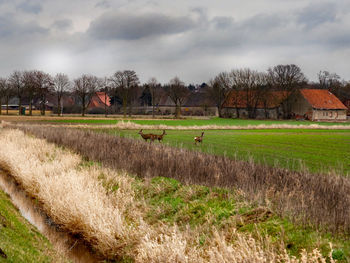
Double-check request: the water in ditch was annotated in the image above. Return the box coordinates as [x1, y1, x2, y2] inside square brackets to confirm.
[0, 170, 102, 263]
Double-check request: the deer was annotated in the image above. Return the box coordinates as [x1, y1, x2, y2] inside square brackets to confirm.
[194, 132, 204, 145]
[138, 129, 155, 142]
[154, 130, 167, 142]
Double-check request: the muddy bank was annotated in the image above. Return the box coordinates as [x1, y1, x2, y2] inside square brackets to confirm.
[0, 169, 102, 263]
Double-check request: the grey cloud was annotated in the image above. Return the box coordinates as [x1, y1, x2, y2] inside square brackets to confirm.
[0, 15, 48, 38]
[211, 16, 234, 29]
[16, 0, 42, 14]
[52, 19, 73, 30]
[95, 0, 111, 9]
[297, 2, 337, 29]
[88, 11, 196, 40]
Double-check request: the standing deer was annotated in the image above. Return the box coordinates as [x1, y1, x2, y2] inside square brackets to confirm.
[155, 130, 167, 142]
[138, 129, 155, 142]
[194, 132, 204, 145]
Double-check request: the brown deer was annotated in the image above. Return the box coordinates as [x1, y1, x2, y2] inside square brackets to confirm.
[194, 132, 204, 145]
[155, 130, 167, 142]
[138, 129, 155, 142]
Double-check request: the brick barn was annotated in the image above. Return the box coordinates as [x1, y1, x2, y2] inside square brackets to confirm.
[290, 89, 347, 121]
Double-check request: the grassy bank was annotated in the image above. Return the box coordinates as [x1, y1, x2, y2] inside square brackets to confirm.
[0, 189, 65, 263]
[0, 126, 347, 261]
[100, 128, 350, 175]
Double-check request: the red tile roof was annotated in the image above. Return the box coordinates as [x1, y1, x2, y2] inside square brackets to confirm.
[88, 92, 111, 108]
[300, 89, 347, 110]
[222, 91, 289, 109]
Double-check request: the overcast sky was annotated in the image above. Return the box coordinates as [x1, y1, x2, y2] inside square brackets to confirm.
[0, 0, 349, 84]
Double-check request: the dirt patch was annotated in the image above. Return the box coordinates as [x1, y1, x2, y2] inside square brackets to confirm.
[0, 247, 7, 259]
[237, 207, 274, 227]
[0, 213, 7, 227]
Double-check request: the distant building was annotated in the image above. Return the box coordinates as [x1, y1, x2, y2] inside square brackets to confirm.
[343, 99, 350, 116]
[290, 89, 347, 121]
[156, 91, 217, 116]
[221, 91, 288, 119]
[88, 92, 111, 109]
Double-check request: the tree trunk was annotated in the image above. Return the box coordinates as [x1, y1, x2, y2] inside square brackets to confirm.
[175, 104, 181, 118]
[152, 89, 155, 117]
[0, 97, 2, 115]
[104, 93, 107, 118]
[18, 96, 22, 115]
[82, 96, 85, 117]
[128, 104, 132, 117]
[29, 100, 33, 116]
[218, 105, 222, 117]
[6, 96, 9, 115]
[57, 96, 61, 117]
[123, 95, 127, 118]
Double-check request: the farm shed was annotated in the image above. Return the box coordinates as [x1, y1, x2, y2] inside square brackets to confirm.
[88, 92, 111, 109]
[221, 91, 288, 119]
[290, 89, 347, 121]
[154, 91, 217, 116]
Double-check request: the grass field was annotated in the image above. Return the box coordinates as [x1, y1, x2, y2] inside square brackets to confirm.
[40, 117, 350, 126]
[100, 128, 350, 175]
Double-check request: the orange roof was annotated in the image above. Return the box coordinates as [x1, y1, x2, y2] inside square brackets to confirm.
[300, 89, 347, 110]
[88, 92, 111, 109]
[96, 92, 111, 107]
[222, 91, 289, 109]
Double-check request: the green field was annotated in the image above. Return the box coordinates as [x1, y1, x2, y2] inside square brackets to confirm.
[43, 117, 350, 126]
[100, 129, 350, 175]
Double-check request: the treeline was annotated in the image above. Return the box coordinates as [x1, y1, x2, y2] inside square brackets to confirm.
[210, 65, 350, 118]
[0, 64, 349, 118]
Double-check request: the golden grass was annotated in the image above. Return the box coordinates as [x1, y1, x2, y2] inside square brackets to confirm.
[0, 128, 336, 262]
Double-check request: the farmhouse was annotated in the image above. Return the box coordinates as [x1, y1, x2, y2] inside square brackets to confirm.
[153, 91, 217, 116]
[87, 92, 111, 113]
[221, 91, 288, 119]
[290, 89, 347, 121]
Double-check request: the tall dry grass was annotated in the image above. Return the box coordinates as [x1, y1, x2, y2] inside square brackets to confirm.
[9, 123, 350, 234]
[0, 127, 336, 262]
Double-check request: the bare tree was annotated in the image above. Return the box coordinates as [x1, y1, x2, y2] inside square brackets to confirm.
[33, 71, 53, 116]
[22, 71, 37, 116]
[208, 72, 232, 117]
[109, 70, 140, 117]
[74, 74, 99, 116]
[8, 71, 25, 115]
[167, 76, 189, 118]
[0, 78, 13, 115]
[267, 64, 307, 118]
[318, 71, 341, 90]
[147, 77, 163, 118]
[53, 73, 70, 116]
[231, 69, 267, 118]
[0, 78, 6, 115]
[317, 70, 344, 100]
